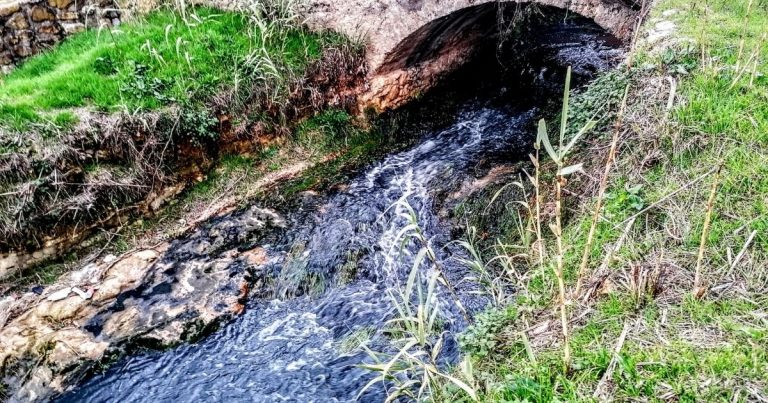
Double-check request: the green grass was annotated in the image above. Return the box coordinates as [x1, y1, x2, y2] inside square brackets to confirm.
[0, 7, 329, 131]
[475, 301, 767, 402]
[446, 1, 768, 401]
[649, 0, 768, 252]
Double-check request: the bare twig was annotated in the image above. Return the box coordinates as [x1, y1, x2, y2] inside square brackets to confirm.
[730, 230, 757, 270]
[593, 320, 631, 398]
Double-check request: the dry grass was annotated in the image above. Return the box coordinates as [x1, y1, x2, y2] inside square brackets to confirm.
[437, 0, 768, 401]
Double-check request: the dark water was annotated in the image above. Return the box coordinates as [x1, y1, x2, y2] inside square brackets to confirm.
[59, 17, 621, 403]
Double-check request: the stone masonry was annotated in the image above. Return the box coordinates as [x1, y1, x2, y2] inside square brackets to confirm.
[0, 0, 119, 70]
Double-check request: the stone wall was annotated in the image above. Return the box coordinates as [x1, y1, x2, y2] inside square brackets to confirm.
[0, 0, 119, 70]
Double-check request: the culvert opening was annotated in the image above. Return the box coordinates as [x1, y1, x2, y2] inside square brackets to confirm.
[371, 2, 625, 113]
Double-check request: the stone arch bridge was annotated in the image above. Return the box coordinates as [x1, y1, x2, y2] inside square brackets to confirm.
[305, 0, 642, 109]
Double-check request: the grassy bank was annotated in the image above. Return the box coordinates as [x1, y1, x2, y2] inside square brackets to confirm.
[455, 1, 768, 401]
[361, 1, 767, 401]
[0, 2, 365, 266]
[0, 7, 333, 132]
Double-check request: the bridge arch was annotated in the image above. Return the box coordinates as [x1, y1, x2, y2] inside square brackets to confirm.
[306, 0, 640, 110]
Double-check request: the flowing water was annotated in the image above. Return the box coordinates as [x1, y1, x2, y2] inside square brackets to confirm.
[59, 17, 621, 403]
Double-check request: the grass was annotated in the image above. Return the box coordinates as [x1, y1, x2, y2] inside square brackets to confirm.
[0, 6, 331, 132]
[413, 0, 768, 401]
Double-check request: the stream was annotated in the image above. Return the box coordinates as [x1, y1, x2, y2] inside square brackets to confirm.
[58, 17, 621, 403]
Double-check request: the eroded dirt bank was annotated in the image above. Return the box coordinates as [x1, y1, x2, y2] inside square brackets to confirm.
[0, 46, 366, 279]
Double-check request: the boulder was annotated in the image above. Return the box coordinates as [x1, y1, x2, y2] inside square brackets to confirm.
[4, 12, 28, 30]
[30, 5, 56, 22]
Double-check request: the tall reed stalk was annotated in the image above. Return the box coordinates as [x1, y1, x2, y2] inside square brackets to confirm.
[535, 67, 596, 370]
[574, 85, 630, 296]
[693, 162, 723, 296]
[532, 135, 545, 269]
[734, 0, 754, 71]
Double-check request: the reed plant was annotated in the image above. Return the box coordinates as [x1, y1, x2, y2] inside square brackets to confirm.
[360, 197, 478, 401]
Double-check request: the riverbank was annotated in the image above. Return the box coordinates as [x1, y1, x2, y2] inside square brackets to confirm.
[440, 1, 767, 401]
[0, 3, 367, 280]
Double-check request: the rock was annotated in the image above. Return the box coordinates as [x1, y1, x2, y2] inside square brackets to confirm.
[13, 366, 54, 402]
[0, 50, 14, 65]
[37, 31, 60, 43]
[30, 5, 56, 22]
[0, 2, 20, 18]
[92, 249, 160, 301]
[47, 329, 108, 368]
[0, 210, 260, 399]
[47, 287, 72, 301]
[72, 287, 92, 300]
[48, 0, 75, 9]
[5, 12, 29, 30]
[38, 296, 86, 321]
[71, 263, 100, 284]
[58, 10, 78, 20]
[647, 20, 676, 44]
[61, 22, 85, 34]
[92, 276, 124, 302]
[37, 20, 62, 34]
[10, 33, 33, 57]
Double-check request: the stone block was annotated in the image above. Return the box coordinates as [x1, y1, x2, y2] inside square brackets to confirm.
[0, 50, 13, 65]
[4, 11, 28, 30]
[12, 41, 32, 57]
[4, 27, 30, 44]
[0, 2, 20, 18]
[30, 5, 56, 22]
[36, 31, 60, 43]
[37, 20, 61, 34]
[48, 0, 75, 10]
[58, 10, 78, 20]
[61, 21, 84, 34]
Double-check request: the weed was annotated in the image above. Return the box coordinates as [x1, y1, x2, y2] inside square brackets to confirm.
[459, 306, 517, 359]
[338, 327, 375, 355]
[178, 106, 219, 142]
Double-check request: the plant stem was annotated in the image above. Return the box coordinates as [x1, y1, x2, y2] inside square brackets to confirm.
[735, 0, 754, 71]
[574, 85, 630, 296]
[554, 172, 571, 370]
[534, 149, 544, 268]
[693, 162, 723, 294]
